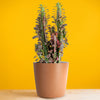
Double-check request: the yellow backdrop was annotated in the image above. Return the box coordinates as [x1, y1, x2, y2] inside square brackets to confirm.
[0, 0, 100, 89]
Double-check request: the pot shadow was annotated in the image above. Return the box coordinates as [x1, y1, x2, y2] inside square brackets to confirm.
[9, 90, 37, 97]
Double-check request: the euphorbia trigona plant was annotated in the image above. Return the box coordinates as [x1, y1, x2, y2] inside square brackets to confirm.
[33, 2, 68, 63]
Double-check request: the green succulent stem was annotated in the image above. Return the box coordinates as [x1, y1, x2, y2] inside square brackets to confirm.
[40, 5, 48, 62]
[56, 2, 63, 62]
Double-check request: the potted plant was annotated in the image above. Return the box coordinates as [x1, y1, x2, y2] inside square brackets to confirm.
[33, 2, 69, 98]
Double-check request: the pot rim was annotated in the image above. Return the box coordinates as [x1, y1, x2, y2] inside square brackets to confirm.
[33, 61, 69, 64]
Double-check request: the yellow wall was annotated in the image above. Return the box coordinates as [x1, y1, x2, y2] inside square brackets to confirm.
[0, 0, 100, 89]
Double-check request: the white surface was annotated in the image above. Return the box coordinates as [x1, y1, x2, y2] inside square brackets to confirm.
[0, 89, 100, 100]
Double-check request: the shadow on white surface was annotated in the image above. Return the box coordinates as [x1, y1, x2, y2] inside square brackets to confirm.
[9, 90, 37, 97]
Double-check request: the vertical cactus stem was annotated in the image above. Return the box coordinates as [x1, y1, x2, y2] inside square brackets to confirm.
[40, 4, 48, 62]
[56, 2, 63, 62]
[54, 35, 56, 62]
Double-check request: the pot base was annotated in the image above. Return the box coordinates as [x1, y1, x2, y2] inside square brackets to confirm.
[38, 94, 65, 98]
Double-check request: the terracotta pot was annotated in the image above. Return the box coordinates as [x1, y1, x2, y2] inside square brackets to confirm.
[34, 62, 69, 98]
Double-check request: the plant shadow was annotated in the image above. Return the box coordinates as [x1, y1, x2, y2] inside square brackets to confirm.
[9, 90, 37, 97]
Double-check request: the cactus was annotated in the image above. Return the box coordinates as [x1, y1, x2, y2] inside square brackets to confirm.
[33, 3, 68, 63]
[33, 4, 49, 63]
[56, 2, 68, 62]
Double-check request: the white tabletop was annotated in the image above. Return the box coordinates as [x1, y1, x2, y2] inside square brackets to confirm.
[0, 89, 100, 100]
